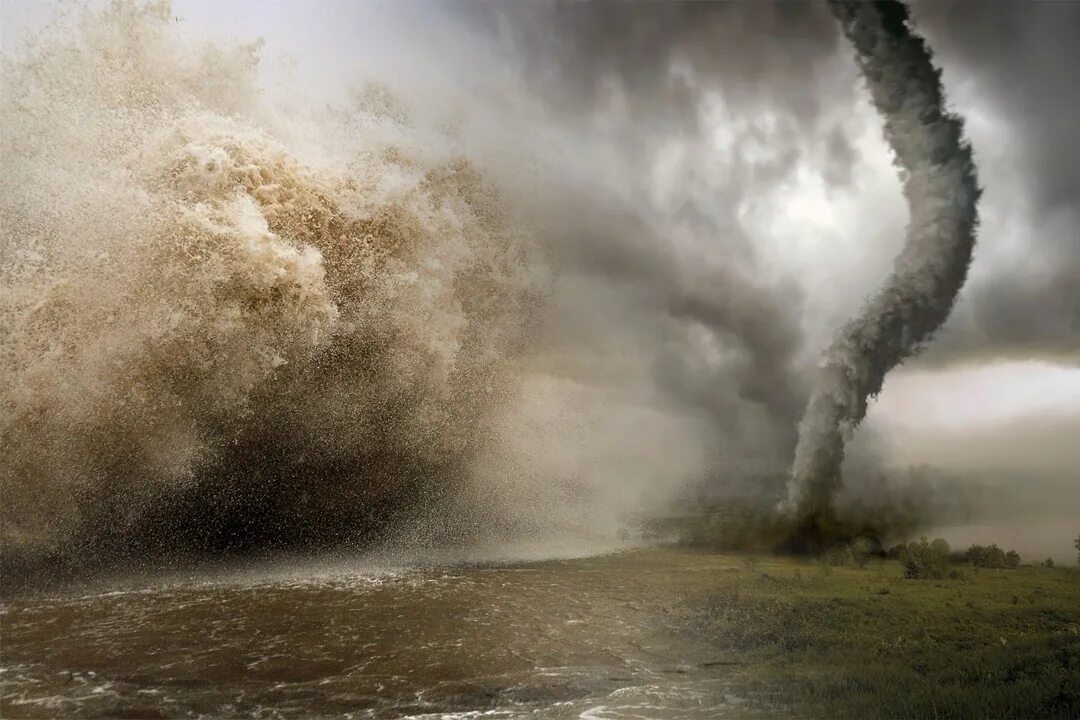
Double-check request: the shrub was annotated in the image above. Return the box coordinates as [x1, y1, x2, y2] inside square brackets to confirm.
[823, 545, 852, 567]
[901, 537, 953, 580]
[1042, 558, 1054, 568]
[850, 537, 877, 568]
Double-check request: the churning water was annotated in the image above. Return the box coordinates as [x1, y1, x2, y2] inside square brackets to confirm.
[1, 548, 766, 719]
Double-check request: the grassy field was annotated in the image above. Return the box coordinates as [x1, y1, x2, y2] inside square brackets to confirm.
[677, 551, 1080, 719]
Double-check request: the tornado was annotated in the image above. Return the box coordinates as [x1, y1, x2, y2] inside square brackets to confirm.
[781, 0, 980, 537]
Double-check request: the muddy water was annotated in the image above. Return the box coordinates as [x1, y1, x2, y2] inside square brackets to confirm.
[1, 548, 765, 719]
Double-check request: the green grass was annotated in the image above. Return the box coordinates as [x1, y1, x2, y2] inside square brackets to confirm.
[681, 553, 1080, 719]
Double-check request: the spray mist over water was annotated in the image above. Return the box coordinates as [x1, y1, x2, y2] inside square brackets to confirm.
[0, 2, 547, 575]
[4, 1, 775, 581]
[782, 0, 980, 539]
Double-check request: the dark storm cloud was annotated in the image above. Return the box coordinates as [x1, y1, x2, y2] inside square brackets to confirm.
[528, 187, 807, 478]
[914, 2, 1080, 214]
[454, 0, 1074, 483]
[470, 0, 1080, 370]
[452, 1, 860, 477]
[469, 1, 842, 127]
[913, 1, 1080, 365]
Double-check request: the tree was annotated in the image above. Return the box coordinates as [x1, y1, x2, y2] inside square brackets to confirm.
[1075, 534, 1079, 566]
[930, 538, 951, 558]
[965, 543, 1018, 569]
[966, 544, 997, 568]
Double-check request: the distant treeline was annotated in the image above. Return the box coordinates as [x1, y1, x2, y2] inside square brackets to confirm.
[888, 538, 1026, 579]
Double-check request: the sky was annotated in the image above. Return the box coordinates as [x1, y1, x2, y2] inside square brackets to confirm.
[3, 0, 1078, 558]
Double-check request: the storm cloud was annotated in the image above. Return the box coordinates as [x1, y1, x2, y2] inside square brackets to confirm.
[913, 1, 1080, 366]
